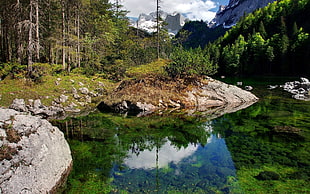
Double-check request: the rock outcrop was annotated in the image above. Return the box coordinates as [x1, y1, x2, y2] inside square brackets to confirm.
[282, 77, 310, 101]
[9, 98, 65, 119]
[209, 0, 276, 28]
[98, 77, 258, 117]
[0, 108, 72, 194]
[131, 11, 189, 35]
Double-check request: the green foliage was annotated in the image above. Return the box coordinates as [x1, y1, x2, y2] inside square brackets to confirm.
[0, 0, 176, 80]
[125, 59, 168, 79]
[175, 21, 227, 48]
[30, 63, 62, 83]
[0, 63, 27, 79]
[208, 0, 310, 76]
[166, 47, 217, 78]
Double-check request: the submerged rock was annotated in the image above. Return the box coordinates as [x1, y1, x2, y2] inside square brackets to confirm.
[0, 108, 72, 193]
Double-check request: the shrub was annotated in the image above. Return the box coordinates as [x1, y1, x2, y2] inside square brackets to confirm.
[165, 47, 217, 78]
[0, 62, 27, 79]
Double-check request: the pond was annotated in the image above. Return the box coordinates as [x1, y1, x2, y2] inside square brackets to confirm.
[53, 77, 310, 194]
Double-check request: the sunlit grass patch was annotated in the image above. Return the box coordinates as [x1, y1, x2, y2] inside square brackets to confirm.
[125, 59, 170, 79]
[0, 74, 117, 108]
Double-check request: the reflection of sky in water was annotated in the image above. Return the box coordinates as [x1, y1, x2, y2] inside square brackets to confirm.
[124, 139, 199, 169]
[124, 123, 214, 169]
[111, 123, 238, 193]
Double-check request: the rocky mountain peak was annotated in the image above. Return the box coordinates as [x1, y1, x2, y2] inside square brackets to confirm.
[209, 0, 276, 28]
[130, 11, 189, 35]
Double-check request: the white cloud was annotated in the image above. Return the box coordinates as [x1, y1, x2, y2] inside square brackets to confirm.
[118, 0, 218, 22]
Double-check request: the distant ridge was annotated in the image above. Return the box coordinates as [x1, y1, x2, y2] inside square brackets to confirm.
[130, 11, 189, 35]
[209, 0, 276, 28]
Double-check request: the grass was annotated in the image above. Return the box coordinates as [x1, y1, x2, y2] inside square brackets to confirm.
[0, 73, 117, 109]
[125, 58, 169, 79]
[0, 59, 170, 109]
[0, 59, 207, 111]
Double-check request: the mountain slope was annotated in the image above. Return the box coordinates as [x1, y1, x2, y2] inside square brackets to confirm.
[207, 0, 310, 76]
[209, 0, 277, 28]
[177, 0, 276, 48]
[176, 21, 227, 48]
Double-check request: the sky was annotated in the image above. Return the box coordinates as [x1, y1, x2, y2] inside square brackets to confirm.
[115, 0, 229, 22]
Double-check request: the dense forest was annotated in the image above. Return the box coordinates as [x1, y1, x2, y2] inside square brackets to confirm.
[175, 21, 227, 49]
[1, 0, 310, 81]
[204, 0, 310, 76]
[0, 0, 173, 81]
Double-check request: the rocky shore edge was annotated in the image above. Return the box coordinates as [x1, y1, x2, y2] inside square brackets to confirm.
[98, 76, 259, 117]
[0, 108, 72, 194]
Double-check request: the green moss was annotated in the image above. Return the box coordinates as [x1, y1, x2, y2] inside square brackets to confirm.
[236, 165, 310, 194]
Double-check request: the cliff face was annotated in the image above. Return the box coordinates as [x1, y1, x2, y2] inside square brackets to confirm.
[165, 13, 188, 35]
[209, 0, 276, 28]
[131, 11, 188, 35]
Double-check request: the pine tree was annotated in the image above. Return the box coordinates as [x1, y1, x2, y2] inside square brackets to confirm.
[292, 21, 298, 37]
[156, 0, 161, 59]
[258, 21, 267, 38]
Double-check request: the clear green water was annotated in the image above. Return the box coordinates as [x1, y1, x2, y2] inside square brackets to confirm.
[53, 78, 310, 194]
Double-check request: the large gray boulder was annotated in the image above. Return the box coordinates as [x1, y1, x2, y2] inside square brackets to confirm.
[0, 108, 72, 194]
[183, 78, 259, 118]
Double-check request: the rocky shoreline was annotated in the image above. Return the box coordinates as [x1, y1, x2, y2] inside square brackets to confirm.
[0, 108, 72, 193]
[98, 76, 259, 117]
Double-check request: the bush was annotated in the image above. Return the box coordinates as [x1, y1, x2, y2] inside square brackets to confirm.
[29, 63, 60, 83]
[165, 47, 217, 78]
[0, 63, 27, 79]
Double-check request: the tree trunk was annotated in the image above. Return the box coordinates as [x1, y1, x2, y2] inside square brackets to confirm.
[0, 19, 3, 62]
[35, 0, 40, 61]
[66, 2, 71, 72]
[62, 0, 66, 70]
[77, 7, 80, 68]
[16, 0, 22, 65]
[28, 0, 33, 72]
[156, 0, 160, 59]
[17, 22, 23, 65]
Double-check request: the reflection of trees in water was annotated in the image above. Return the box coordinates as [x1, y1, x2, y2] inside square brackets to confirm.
[52, 112, 214, 192]
[212, 94, 310, 193]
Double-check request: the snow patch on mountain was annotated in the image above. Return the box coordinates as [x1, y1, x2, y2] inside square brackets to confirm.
[209, 0, 276, 28]
[130, 11, 189, 35]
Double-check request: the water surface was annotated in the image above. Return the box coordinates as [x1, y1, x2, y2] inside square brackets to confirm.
[53, 79, 310, 194]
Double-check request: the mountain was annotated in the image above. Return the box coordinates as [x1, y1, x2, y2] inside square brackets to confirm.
[177, 0, 278, 49]
[209, 0, 277, 28]
[176, 21, 227, 49]
[130, 11, 189, 35]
